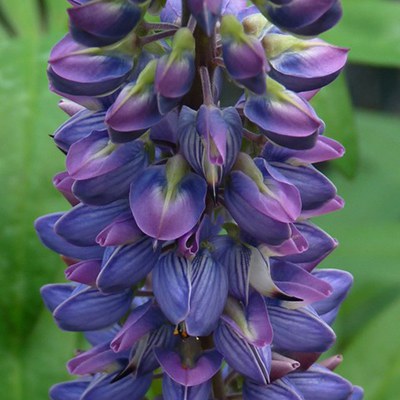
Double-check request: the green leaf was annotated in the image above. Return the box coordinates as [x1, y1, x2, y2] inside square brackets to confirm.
[311, 74, 359, 177]
[322, 0, 400, 67]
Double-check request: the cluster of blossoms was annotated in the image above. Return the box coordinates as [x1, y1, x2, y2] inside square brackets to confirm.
[35, 0, 364, 399]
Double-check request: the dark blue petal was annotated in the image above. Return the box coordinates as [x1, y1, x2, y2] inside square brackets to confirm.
[41, 284, 75, 313]
[81, 372, 152, 400]
[72, 140, 148, 205]
[50, 380, 90, 400]
[268, 303, 336, 352]
[55, 200, 129, 246]
[152, 252, 191, 325]
[68, 1, 142, 47]
[54, 287, 132, 331]
[97, 237, 160, 293]
[54, 109, 106, 152]
[35, 213, 104, 260]
[163, 375, 212, 400]
[185, 250, 228, 336]
[214, 321, 271, 385]
[288, 365, 353, 400]
[243, 377, 304, 400]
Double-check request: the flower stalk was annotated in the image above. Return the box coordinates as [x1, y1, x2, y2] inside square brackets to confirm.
[36, 1, 363, 399]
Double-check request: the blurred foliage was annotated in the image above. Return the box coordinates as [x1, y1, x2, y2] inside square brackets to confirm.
[0, 0, 399, 399]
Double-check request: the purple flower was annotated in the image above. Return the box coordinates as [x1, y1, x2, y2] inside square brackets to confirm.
[38, 1, 362, 399]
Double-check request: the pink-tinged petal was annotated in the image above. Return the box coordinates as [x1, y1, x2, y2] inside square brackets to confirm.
[280, 222, 338, 271]
[265, 34, 348, 92]
[96, 214, 142, 247]
[319, 354, 343, 371]
[270, 162, 337, 213]
[301, 195, 344, 218]
[111, 300, 166, 353]
[262, 135, 345, 164]
[222, 293, 273, 346]
[49, 34, 133, 96]
[105, 74, 162, 133]
[67, 342, 123, 375]
[225, 175, 292, 245]
[255, 158, 302, 222]
[65, 259, 102, 286]
[130, 162, 207, 241]
[220, 15, 268, 94]
[244, 79, 322, 150]
[155, 348, 222, 387]
[259, 224, 309, 258]
[67, 130, 141, 180]
[58, 98, 85, 116]
[270, 353, 300, 381]
[72, 139, 148, 205]
[196, 105, 229, 165]
[53, 171, 80, 206]
[270, 259, 332, 304]
[155, 53, 195, 99]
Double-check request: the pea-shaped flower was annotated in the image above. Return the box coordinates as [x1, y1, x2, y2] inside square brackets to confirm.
[221, 15, 268, 95]
[129, 154, 207, 241]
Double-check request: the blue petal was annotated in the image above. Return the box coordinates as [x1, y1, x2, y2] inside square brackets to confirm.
[268, 303, 336, 352]
[288, 365, 353, 400]
[97, 237, 160, 293]
[54, 109, 106, 152]
[41, 284, 75, 313]
[55, 200, 129, 246]
[54, 287, 132, 331]
[243, 377, 304, 400]
[50, 380, 90, 400]
[152, 252, 191, 325]
[72, 140, 148, 205]
[80, 372, 152, 400]
[35, 213, 104, 260]
[163, 375, 212, 400]
[185, 250, 229, 336]
[214, 321, 271, 385]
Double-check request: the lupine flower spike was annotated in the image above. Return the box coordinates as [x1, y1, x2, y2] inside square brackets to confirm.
[37, 0, 363, 399]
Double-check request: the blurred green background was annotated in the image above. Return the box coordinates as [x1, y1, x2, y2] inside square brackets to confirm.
[0, 0, 399, 399]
